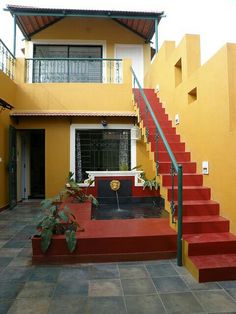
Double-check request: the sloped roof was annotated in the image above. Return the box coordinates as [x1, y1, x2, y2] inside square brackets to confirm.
[10, 110, 137, 117]
[6, 5, 164, 42]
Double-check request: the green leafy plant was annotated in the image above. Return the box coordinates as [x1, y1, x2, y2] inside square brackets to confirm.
[37, 199, 82, 253]
[119, 163, 129, 171]
[141, 173, 160, 190]
[65, 172, 98, 206]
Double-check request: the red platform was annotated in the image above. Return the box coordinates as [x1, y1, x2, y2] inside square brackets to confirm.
[32, 202, 177, 263]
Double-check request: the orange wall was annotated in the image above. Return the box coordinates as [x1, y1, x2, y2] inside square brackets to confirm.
[0, 71, 16, 208]
[145, 34, 236, 233]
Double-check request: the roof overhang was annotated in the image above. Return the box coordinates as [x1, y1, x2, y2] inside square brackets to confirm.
[10, 110, 137, 117]
[0, 98, 14, 110]
[5, 5, 164, 42]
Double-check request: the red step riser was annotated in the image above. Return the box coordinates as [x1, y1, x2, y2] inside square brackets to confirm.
[175, 204, 220, 216]
[157, 142, 185, 152]
[139, 106, 166, 116]
[148, 127, 176, 135]
[188, 241, 236, 256]
[147, 134, 181, 143]
[140, 113, 169, 122]
[159, 162, 197, 174]
[162, 174, 203, 186]
[167, 188, 211, 201]
[156, 152, 191, 163]
[199, 268, 236, 283]
[183, 221, 229, 234]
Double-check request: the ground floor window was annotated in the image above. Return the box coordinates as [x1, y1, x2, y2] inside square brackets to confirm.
[75, 129, 130, 182]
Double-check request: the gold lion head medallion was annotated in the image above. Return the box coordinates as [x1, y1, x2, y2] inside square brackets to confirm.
[110, 180, 120, 191]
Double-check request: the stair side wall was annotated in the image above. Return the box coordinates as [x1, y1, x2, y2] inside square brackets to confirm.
[144, 34, 236, 234]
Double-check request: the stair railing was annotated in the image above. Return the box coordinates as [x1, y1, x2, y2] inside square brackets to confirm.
[131, 67, 183, 266]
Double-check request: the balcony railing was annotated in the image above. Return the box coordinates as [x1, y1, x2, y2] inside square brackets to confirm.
[25, 58, 123, 84]
[0, 39, 15, 80]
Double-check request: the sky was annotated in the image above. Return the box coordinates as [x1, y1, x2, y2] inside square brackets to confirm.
[0, 0, 236, 64]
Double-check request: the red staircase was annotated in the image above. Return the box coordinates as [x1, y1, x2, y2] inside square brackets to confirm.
[135, 88, 236, 282]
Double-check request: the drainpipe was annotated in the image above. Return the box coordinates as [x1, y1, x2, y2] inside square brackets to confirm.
[155, 18, 158, 54]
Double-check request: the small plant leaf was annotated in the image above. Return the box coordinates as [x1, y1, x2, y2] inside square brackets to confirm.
[58, 210, 69, 222]
[65, 230, 77, 252]
[41, 229, 53, 253]
[49, 205, 57, 215]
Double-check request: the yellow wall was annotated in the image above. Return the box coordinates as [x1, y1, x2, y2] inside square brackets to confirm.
[145, 34, 236, 233]
[28, 17, 151, 74]
[14, 58, 133, 112]
[0, 71, 16, 208]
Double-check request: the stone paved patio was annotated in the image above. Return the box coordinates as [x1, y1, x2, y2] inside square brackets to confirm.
[1, 201, 236, 313]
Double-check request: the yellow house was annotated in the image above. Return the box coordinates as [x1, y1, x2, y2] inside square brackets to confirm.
[1, 4, 236, 282]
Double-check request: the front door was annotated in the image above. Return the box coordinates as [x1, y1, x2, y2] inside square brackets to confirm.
[115, 44, 144, 86]
[8, 125, 17, 208]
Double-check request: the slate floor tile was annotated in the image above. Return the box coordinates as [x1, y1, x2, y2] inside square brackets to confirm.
[160, 291, 204, 313]
[0, 266, 32, 282]
[89, 279, 123, 297]
[7, 298, 51, 314]
[118, 264, 149, 278]
[48, 296, 88, 314]
[121, 278, 156, 295]
[153, 276, 190, 292]
[58, 267, 89, 281]
[88, 264, 119, 279]
[194, 290, 236, 312]
[146, 262, 178, 277]
[125, 294, 166, 314]
[0, 300, 14, 314]
[53, 280, 89, 297]
[0, 282, 24, 300]
[29, 266, 60, 282]
[17, 281, 55, 298]
[87, 297, 126, 314]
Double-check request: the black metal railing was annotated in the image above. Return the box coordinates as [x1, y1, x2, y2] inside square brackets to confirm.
[0, 39, 15, 80]
[25, 58, 123, 83]
[131, 67, 183, 266]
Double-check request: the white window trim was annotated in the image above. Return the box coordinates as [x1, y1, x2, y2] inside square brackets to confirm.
[70, 123, 137, 182]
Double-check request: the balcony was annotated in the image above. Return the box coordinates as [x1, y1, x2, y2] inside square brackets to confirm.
[0, 39, 15, 80]
[25, 58, 123, 84]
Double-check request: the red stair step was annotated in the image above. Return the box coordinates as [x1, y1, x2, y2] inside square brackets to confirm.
[162, 174, 203, 187]
[157, 141, 185, 152]
[157, 151, 191, 163]
[159, 162, 197, 174]
[175, 200, 220, 216]
[167, 186, 211, 201]
[184, 232, 236, 256]
[189, 254, 236, 282]
[182, 215, 229, 234]
[148, 126, 176, 135]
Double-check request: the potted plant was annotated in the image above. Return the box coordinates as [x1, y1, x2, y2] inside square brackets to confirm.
[36, 198, 83, 253]
[141, 173, 160, 191]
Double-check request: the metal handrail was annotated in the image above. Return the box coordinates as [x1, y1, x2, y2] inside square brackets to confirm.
[25, 58, 123, 84]
[131, 67, 183, 266]
[0, 39, 15, 80]
[26, 57, 122, 61]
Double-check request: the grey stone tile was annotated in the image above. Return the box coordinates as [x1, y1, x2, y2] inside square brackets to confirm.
[87, 297, 126, 314]
[219, 280, 236, 289]
[118, 264, 149, 278]
[0, 266, 32, 282]
[0, 248, 22, 257]
[48, 296, 88, 314]
[153, 276, 190, 293]
[146, 262, 178, 277]
[0, 241, 7, 248]
[0, 256, 13, 267]
[3, 240, 26, 248]
[226, 288, 236, 301]
[121, 278, 156, 295]
[16, 247, 32, 257]
[0, 300, 14, 314]
[58, 267, 89, 281]
[194, 290, 236, 312]
[53, 280, 89, 297]
[0, 282, 24, 299]
[182, 274, 222, 290]
[171, 261, 190, 275]
[8, 256, 32, 267]
[7, 298, 51, 314]
[125, 294, 166, 314]
[89, 279, 123, 297]
[17, 281, 55, 298]
[160, 292, 204, 314]
[29, 266, 60, 282]
[88, 264, 119, 279]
